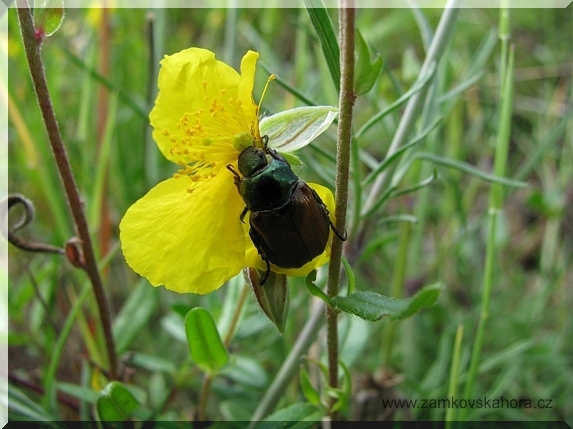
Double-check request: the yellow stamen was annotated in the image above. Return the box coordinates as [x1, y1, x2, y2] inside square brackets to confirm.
[257, 74, 275, 117]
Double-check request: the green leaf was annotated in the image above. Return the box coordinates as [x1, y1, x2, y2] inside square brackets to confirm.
[362, 115, 443, 186]
[304, 1, 340, 93]
[526, 190, 565, 218]
[125, 352, 177, 375]
[377, 214, 419, 226]
[389, 282, 442, 321]
[9, 386, 59, 424]
[341, 256, 356, 295]
[390, 168, 439, 199]
[354, 29, 383, 96]
[356, 61, 437, 139]
[57, 382, 98, 404]
[220, 399, 255, 421]
[305, 270, 331, 305]
[96, 381, 140, 421]
[221, 354, 269, 389]
[260, 106, 338, 153]
[331, 283, 442, 322]
[184, 307, 229, 374]
[256, 402, 324, 429]
[112, 278, 159, 355]
[247, 269, 290, 334]
[299, 367, 321, 406]
[416, 152, 528, 189]
[33, 0, 65, 38]
[281, 152, 305, 172]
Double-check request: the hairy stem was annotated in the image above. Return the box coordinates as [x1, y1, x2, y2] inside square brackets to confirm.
[326, 0, 355, 415]
[16, 1, 118, 380]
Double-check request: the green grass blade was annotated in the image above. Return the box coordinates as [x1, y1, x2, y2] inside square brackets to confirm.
[57, 45, 148, 119]
[304, 0, 340, 93]
[41, 245, 119, 415]
[112, 279, 159, 355]
[9, 386, 59, 424]
[259, 61, 318, 107]
[42, 284, 91, 416]
[445, 324, 464, 425]
[390, 168, 439, 199]
[362, 115, 443, 186]
[416, 152, 527, 189]
[515, 106, 573, 181]
[88, 91, 118, 231]
[356, 61, 437, 139]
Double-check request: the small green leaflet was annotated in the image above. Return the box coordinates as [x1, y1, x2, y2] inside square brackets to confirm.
[96, 381, 139, 422]
[33, 0, 65, 39]
[260, 106, 338, 153]
[331, 283, 442, 322]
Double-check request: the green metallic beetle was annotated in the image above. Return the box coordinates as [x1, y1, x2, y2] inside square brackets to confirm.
[227, 140, 347, 285]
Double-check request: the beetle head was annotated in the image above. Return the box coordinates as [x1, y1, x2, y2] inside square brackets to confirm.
[238, 146, 268, 177]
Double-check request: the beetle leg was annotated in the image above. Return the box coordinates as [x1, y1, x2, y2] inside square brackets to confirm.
[226, 164, 242, 192]
[239, 206, 248, 223]
[249, 226, 272, 285]
[308, 187, 348, 241]
[330, 223, 347, 241]
[259, 259, 271, 286]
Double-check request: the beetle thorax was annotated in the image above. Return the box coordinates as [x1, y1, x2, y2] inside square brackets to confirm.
[239, 150, 299, 212]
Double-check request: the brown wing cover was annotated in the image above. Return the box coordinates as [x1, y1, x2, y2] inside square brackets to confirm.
[249, 182, 331, 268]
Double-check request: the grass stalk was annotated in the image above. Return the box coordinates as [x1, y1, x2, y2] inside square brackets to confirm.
[445, 324, 464, 426]
[249, 301, 325, 423]
[382, 221, 410, 365]
[361, 0, 459, 219]
[461, 6, 514, 416]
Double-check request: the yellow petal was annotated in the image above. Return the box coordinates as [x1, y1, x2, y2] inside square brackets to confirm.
[149, 47, 257, 165]
[238, 51, 260, 130]
[244, 183, 337, 277]
[120, 172, 246, 294]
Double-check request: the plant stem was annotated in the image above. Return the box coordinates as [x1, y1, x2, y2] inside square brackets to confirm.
[223, 283, 250, 347]
[16, 1, 118, 380]
[445, 324, 464, 426]
[461, 5, 514, 418]
[249, 301, 325, 424]
[198, 374, 213, 420]
[325, 0, 355, 414]
[382, 221, 410, 366]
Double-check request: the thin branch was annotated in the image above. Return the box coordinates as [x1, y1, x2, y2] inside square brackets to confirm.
[1, 194, 65, 254]
[15, 0, 118, 380]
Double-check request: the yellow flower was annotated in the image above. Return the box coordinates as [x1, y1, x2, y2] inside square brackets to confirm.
[119, 48, 336, 294]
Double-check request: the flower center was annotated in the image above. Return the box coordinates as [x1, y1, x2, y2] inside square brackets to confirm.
[165, 82, 263, 192]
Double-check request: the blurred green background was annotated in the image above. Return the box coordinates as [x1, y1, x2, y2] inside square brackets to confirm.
[6, 6, 573, 423]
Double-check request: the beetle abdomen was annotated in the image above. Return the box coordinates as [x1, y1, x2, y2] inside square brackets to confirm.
[249, 182, 331, 269]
